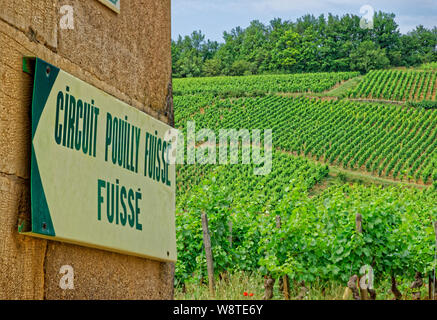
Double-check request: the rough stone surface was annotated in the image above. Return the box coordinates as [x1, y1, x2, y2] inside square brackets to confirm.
[0, 0, 58, 49]
[44, 243, 175, 300]
[0, 28, 34, 179]
[0, 0, 174, 300]
[56, 0, 172, 116]
[0, 175, 47, 300]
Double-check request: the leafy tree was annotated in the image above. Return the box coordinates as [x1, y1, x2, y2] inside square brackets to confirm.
[176, 52, 203, 78]
[400, 26, 437, 66]
[230, 60, 254, 76]
[172, 31, 220, 78]
[172, 12, 436, 77]
[298, 26, 322, 72]
[272, 30, 301, 71]
[203, 58, 222, 77]
[349, 41, 390, 73]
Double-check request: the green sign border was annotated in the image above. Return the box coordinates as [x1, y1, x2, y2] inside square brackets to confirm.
[27, 57, 60, 237]
[21, 57, 176, 262]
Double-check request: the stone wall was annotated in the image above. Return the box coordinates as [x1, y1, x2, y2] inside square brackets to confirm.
[0, 0, 174, 299]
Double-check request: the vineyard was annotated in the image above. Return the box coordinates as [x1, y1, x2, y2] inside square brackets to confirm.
[176, 170, 437, 298]
[173, 69, 437, 300]
[349, 69, 437, 102]
[173, 72, 359, 97]
[176, 156, 329, 284]
[176, 152, 329, 202]
[175, 95, 437, 186]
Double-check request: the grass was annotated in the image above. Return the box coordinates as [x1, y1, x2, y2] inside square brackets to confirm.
[175, 272, 346, 300]
[274, 76, 367, 102]
[327, 166, 427, 189]
[278, 76, 364, 99]
[175, 272, 266, 300]
[277, 149, 429, 193]
[174, 272, 434, 300]
[325, 76, 363, 97]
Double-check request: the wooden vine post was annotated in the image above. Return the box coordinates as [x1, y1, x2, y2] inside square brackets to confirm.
[228, 221, 233, 248]
[263, 277, 275, 300]
[426, 222, 437, 300]
[344, 213, 366, 300]
[276, 216, 290, 300]
[355, 213, 363, 233]
[387, 218, 402, 301]
[434, 222, 437, 300]
[201, 212, 215, 297]
[356, 213, 369, 300]
[410, 272, 423, 300]
[344, 275, 360, 300]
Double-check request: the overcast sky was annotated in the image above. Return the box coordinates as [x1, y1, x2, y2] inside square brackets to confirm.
[172, 0, 437, 41]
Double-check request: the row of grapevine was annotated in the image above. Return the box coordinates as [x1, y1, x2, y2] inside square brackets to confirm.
[176, 154, 329, 284]
[176, 167, 437, 293]
[349, 70, 437, 101]
[177, 151, 329, 206]
[173, 72, 359, 97]
[174, 72, 437, 299]
[175, 95, 437, 186]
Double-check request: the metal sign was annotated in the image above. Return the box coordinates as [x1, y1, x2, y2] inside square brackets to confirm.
[97, 0, 120, 13]
[21, 57, 176, 262]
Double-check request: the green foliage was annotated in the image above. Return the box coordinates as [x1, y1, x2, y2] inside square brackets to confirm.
[175, 178, 234, 284]
[175, 92, 437, 186]
[349, 69, 437, 102]
[173, 70, 437, 296]
[175, 164, 437, 287]
[172, 12, 437, 77]
[419, 62, 437, 71]
[259, 184, 437, 284]
[400, 26, 437, 67]
[272, 30, 300, 70]
[408, 100, 437, 110]
[175, 154, 329, 284]
[203, 58, 222, 77]
[349, 41, 390, 73]
[173, 72, 358, 97]
[172, 30, 220, 78]
[229, 60, 256, 76]
[337, 172, 347, 183]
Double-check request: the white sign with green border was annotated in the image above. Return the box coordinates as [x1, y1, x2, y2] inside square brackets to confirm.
[21, 57, 176, 262]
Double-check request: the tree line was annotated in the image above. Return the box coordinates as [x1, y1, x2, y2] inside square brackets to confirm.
[172, 12, 437, 78]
